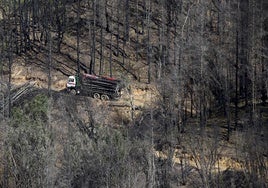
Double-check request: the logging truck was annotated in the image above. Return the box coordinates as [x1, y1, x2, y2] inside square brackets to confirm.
[66, 73, 123, 100]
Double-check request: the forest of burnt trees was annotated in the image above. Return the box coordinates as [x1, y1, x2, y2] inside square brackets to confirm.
[0, 0, 268, 187]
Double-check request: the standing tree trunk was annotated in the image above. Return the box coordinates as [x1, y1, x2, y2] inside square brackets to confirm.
[235, 0, 240, 130]
[116, 0, 120, 57]
[90, 0, 97, 74]
[146, 0, 151, 83]
[77, 0, 81, 74]
[260, 0, 267, 105]
[108, 1, 113, 77]
[47, 0, 52, 97]
[241, 0, 250, 108]
[124, 0, 130, 42]
[199, 0, 207, 133]
[99, 0, 103, 75]
[135, 0, 139, 62]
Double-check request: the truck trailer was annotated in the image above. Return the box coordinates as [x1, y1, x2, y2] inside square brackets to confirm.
[66, 73, 123, 100]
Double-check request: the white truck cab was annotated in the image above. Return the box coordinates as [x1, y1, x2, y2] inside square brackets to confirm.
[66, 76, 76, 88]
[66, 75, 80, 94]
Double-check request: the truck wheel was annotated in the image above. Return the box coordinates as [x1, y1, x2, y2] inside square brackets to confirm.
[93, 93, 100, 99]
[101, 94, 109, 101]
[70, 89, 76, 95]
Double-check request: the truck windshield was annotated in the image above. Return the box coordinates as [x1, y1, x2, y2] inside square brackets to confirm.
[68, 78, 75, 82]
